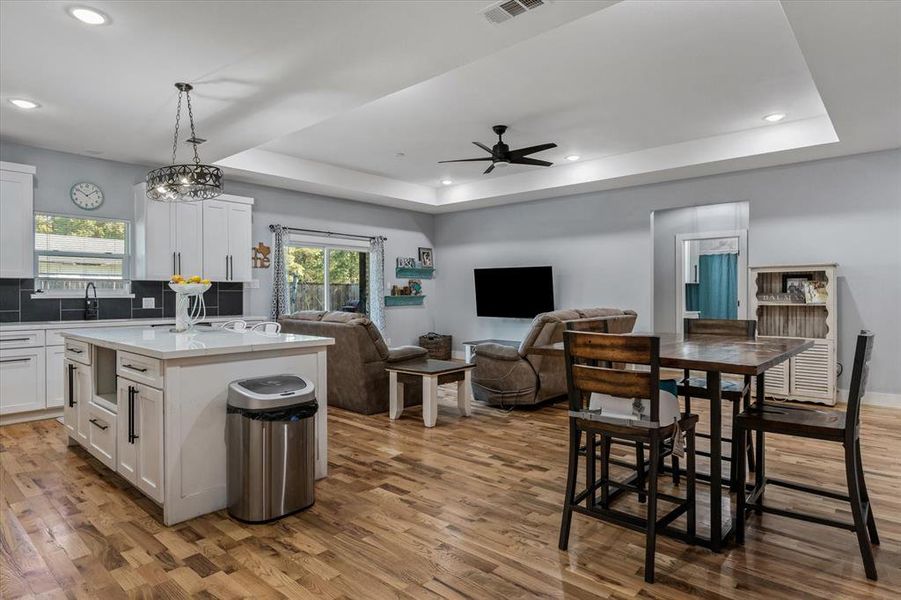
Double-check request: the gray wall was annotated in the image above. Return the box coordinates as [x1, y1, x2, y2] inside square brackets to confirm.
[652, 201, 749, 332]
[0, 141, 437, 346]
[433, 149, 901, 395]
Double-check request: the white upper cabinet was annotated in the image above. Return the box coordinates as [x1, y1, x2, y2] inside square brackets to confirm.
[134, 183, 207, 279]
[202, 195, 254, 282]
[0, 162, 36, 279]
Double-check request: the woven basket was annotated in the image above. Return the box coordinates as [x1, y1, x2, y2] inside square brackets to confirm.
[419, 332, 452, 360]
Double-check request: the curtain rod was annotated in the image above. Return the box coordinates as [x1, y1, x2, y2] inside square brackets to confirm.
[270, 224, 386, 241]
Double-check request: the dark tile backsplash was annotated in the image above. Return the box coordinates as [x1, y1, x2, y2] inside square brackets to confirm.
[0, 279, 244, 323]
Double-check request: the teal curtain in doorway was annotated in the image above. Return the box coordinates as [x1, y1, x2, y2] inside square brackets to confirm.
[698, 253, 738, 319]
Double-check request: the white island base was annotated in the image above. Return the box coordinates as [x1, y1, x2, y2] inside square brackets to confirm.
[59, 326, 334, 526]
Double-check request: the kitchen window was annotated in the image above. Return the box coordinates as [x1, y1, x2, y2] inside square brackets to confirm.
[33, 213, 132, 297]
[286, 236, 369, 314]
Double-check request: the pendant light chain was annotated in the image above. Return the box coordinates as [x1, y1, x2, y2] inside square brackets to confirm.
[184, 89, 201, 165]
[171, 89, 183, 165]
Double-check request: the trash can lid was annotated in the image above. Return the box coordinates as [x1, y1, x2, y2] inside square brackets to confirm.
[228, 375, 316, 410]
[235, 375, 308, 396]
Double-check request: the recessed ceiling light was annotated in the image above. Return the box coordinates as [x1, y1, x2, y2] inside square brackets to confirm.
[395, 152, 406, 158]
[440, 179, 453, 186]
[565, 154, 580, 161]
[763, 113, 786, 123]
[68, 6, 108, 25]
[9, 98, 40, 109]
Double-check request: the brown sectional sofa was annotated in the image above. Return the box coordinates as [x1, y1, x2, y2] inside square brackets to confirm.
[278, 311, 428, 414]
[471, 308, 638, 406]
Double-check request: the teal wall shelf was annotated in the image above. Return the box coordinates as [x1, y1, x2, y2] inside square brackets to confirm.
[385, 295, 425, 307]
[395, 267, 435, 279]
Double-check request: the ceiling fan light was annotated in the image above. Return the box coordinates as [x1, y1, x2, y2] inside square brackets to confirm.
[565, 154, 580, 161]
[763, 112, 786, 123]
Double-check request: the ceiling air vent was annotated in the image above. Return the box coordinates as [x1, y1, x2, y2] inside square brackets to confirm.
[481, 0, 547, 25]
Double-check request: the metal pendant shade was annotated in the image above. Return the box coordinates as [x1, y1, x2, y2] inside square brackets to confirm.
[146, 83, 223, 201]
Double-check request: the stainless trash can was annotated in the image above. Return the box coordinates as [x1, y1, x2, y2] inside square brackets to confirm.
[226, 375, 317, 523]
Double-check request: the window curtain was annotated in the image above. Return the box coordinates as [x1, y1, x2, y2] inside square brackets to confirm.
[368, 236, 387, 331]
[698, 253, 738, 319]
[269, 225, 289, 320]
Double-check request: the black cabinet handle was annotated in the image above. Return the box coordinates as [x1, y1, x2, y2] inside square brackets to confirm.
[66, 347, 83, 354]
[0, 357, 31, 364]
[1, 337, 30, 342]
[178, 252, 182, 274]
[128, 385, 138, 444]
[173, 251, 177, 274]
[68, 363, 76, 407]
[122, 363, 148, 373]
[89, 418, 108, 431]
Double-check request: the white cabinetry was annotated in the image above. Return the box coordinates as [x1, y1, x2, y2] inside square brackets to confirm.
[202, 196, 253, 282]
[117, 377, 164, 503]
[134, 183, 204, 278]
[0, 162, 35, 279]
[45, 346, 66, 408]
[0, 347, 45, 414]
[63, 359, 93, 442]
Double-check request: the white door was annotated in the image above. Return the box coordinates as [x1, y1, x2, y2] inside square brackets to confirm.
[135, 383, 164, 502]
[75, 363, 92, 444]
[175, 202, 204, 277]
[0, 169, 34, 278]
[202, 200, 229, 280]
[790, 340, 836, 402]
[144, 199, 176, 278]
[116, 378, 137, 485]
[227, 203, 252, 282]
[45, 346, 66, 408]
[0, 348, 45, 414]
[63, 360, 77, 435]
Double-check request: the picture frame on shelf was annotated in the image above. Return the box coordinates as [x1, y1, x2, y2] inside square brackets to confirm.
[418, 247, 433, 267]
[784, 276, 809, 303]
[396, 257, 416, 268]
[408, 279, 423, 296]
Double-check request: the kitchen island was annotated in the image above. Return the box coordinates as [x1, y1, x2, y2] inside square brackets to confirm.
[59, 325, 334, 525]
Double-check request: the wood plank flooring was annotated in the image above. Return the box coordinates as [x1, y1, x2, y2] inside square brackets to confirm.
[1, 392, 899, 599]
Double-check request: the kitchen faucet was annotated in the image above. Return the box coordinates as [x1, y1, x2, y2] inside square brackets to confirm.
[84, 282, 98, 320]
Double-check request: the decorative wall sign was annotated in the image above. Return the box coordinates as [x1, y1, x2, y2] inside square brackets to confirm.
[396, 257, 416, 268]
[252, 242, 271, 269]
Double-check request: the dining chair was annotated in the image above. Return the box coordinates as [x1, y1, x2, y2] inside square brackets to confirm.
[559, 331, 698, 583]
[735, 330, 879, 580]
[680, 318, 756, 489]
[565, 317, 681, 492]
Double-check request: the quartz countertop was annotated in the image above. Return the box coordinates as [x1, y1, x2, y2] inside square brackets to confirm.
[59, 326, 334, 359]
[0, 315, 268, 332]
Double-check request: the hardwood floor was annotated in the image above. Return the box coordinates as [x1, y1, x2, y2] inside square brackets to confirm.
[1, 392, 899, 599]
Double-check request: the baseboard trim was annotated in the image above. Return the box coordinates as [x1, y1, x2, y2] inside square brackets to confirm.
[837, 389, 901, 409]
[0, 408, 64, 427]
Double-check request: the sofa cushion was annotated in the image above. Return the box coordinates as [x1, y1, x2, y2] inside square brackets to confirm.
[347, 318, 390, 360]
[322, 311, 363, 323]
[474, 343, 521, 361]
[518, 309, 582, 355]
[289, 310, 327, 321]
[387, 345, 428, 363]
[575, 307, 628, 319]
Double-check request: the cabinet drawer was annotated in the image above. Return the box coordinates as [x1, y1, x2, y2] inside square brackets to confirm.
[87, 402, 117, 469]
[117, 351, 163, 388]
[0, 329, 44, 350]
[0, 348, 46, 415]
[64, 339, 92, 365]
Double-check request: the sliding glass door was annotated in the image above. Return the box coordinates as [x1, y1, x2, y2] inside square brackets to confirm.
[286, 243, 368, 314]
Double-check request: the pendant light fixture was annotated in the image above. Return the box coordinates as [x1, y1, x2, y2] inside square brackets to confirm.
[146, 82, 223, 201]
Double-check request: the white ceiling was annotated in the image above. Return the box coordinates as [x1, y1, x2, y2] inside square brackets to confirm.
[1, 1, 899, 213]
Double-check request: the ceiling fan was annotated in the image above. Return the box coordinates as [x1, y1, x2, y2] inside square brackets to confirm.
[439, 125, 557, 174]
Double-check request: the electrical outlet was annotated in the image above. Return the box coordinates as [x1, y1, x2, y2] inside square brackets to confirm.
[142, 297, 155, 309]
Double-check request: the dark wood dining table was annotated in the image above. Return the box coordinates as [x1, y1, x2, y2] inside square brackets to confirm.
[529, 332, 814, 551]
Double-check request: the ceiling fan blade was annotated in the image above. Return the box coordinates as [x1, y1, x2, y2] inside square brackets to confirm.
[483, 163, 495, 175]
[508, 142, 557, 158]
[510, 157, 553, 167]
[472, 141, 494, 155]
[438, 157, 493, 163]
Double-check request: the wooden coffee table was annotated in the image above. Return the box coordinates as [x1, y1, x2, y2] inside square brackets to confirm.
[385, 359, 474, 427]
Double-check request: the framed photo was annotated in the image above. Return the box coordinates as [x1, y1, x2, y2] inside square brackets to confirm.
[418, 247, 433, 267]
[396, 257, 416, 268]
[408, 279, 423, 296]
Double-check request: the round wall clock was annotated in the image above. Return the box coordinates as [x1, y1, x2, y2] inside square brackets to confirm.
[70, 181, 104, 210]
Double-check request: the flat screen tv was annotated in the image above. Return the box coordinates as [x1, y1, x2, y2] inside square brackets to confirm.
[474, 266, 554, 318]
